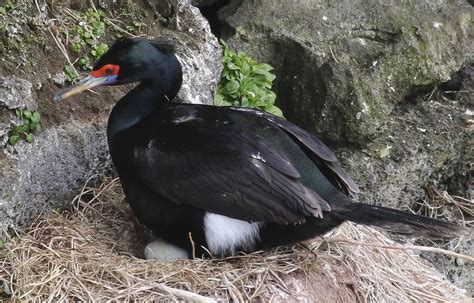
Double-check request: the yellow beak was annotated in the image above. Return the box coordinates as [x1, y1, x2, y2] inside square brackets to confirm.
[53, 76, 109, 102]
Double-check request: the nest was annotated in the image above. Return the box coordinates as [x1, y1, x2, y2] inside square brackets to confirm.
[0, 177, 470, 302]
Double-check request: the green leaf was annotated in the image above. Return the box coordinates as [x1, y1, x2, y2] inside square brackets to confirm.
[225, 80, 240, 93]
[70, 42, 82, 54]
[9, 135, 19, 145]
[26, 133, 34, 143]
[259, 63, 273, 71]
[227, 63, 240, 70]
[241, 96, 249, 107]
[23, 110, 32, 119]
[265, 73, 276, 82]
[33, 124, 42, 134]
[10, 127, 20, 136]
[241, 61, 250, 75]
[215, 41, 282, 116]
[214, 94, 224, 106]
[19, 124, 29, 132]
[31, 112, 41, 124]
[266, 106, 284, 117]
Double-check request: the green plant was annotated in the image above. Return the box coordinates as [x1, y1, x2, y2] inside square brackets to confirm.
[78, 56, 92, 70]
[64, 65, 78, 83]
[0, 0, 14, 15]
[214, 41, 283, 117]
[91, 42, 108, 59]
[9, 108, 42, 145]
[63, 8, 109, 81]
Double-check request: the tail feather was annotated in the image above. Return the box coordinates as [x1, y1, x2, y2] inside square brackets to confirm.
[333, 202, 469, 238]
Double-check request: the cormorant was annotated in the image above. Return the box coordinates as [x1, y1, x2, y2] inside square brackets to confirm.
[54, 38, 466, 261]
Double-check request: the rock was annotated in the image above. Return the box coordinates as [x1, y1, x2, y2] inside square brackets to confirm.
[0, 77, 36, 110]
[218, 0, 472, 209]
[0, 1, 221, 232]
[220, 0, 472, 143]
[0, 77, 36, 146]
[51, 73, 67, 86]
[191, 0, 220, 7]
[117, 0, 222, 104]
[336, 96, 471, 209]
[172, 1, 222, 104]
[0, 122, 111, 230]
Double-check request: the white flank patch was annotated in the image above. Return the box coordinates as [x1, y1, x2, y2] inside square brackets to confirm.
[204, 213, 263, 256]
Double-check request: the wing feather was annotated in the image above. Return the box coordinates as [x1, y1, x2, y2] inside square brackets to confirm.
[114, 104, 355, 225]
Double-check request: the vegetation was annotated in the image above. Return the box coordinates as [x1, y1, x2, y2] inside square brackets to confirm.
[8, 108, 42, 145]
[0, 0, 14, 15]
[62, 8, 109, 82]
[214, 41, 283, 117]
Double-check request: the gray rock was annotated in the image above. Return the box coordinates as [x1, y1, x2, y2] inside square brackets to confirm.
[220, 0, 472, 143]
[173, 2, 222, 104]
[0, 123, 110, 229]
[0, 77, 36, 146]
[336, 98, 472, 209]
[0, 77, 36, 110]
[51, 73, 67, 86]
[191, 0, 219, 7]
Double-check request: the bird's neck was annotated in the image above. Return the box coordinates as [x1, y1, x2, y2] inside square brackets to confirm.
[106, 81, 175, 144]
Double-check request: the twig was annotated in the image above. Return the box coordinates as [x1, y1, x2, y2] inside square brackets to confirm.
[188, 232, 196, 259]
[48, 27, 80, 78]
[322, 236, 474, 263]
[223, 273, 245, 303]
[329, 46, 339, 63]
[156, 283, 217, 303]
[104, 17, 138, 38]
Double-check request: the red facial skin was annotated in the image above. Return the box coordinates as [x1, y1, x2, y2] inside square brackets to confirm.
[91, 64, 120, 78]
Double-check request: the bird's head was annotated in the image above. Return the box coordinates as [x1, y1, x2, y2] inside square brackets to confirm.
[54, 37, 182, 102]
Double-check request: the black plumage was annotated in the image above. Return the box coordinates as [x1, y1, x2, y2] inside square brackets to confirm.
[54, 38, 466, 258]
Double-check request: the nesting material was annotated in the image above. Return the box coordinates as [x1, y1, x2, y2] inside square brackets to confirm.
[0, 178, 470, 302]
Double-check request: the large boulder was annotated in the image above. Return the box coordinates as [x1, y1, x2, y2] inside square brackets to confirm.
[0, 0, 221, 232]
[221, 0, 471, 142]
[219, 0, 473, 208]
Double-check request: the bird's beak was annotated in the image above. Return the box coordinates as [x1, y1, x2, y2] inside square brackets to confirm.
[53, 75, 115, 102]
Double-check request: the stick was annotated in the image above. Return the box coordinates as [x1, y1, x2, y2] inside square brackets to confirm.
[188, 232, 196, 259]
[156, 283, 217, 303]
[322, 236, 474, 263]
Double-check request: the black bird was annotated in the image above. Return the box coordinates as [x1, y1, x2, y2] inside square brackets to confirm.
[54, 38, 466, 260]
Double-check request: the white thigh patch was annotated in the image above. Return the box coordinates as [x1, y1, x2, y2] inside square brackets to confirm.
[204, 212, 263, 256]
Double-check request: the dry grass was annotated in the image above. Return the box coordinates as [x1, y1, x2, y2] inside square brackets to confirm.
[413, 186, 474, 227]
[0, 177, 471, 302]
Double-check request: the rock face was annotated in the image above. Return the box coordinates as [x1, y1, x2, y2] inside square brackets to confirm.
[221, 0, 471, 141]
[0, 1, 221, 232]
[219, 0, 473, 208]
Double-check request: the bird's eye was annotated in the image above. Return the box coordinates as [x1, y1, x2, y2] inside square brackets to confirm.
[105, 67, 114, 74]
